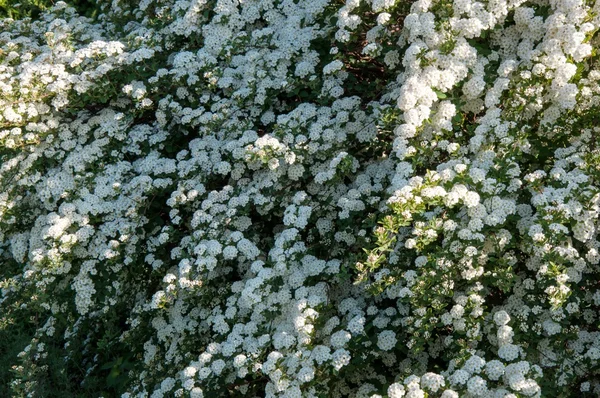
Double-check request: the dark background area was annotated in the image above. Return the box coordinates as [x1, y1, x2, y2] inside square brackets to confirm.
[0, 0, 100, 19]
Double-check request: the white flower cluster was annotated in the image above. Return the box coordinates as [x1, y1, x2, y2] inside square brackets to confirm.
[1, 0, 600, 397]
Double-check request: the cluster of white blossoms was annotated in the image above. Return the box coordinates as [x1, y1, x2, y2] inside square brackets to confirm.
[1, 0, 600, 396]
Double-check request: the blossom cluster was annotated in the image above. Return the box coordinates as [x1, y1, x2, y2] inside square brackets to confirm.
[0, 0, 599, 397]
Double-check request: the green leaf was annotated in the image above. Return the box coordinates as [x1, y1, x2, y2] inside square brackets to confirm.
[433, 89, 447, 99]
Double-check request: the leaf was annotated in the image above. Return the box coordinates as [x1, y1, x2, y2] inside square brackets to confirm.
[106, 367, 121, 387]
[433, 89, 447, 99]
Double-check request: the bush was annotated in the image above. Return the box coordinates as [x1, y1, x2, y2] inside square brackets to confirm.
[0, 0, 599, 397]
[0, 0, 98, 19]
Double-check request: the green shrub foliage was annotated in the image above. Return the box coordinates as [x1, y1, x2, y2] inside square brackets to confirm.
[1, 0, 600, 397]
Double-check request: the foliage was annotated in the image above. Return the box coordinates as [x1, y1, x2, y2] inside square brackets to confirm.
[0, 0, 600, 397]
[0, 0, 99, 19]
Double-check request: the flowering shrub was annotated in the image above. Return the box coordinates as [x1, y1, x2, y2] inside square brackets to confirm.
[1, 0, 600, 396]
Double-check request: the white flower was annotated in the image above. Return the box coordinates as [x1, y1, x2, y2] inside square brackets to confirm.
[332, 349, 351, 370]
[467, 376, 487, 396]
[377, 330, 397, 351]
[323, 60, 344, 75]
[463, 191, 480, 208]
[498, 344, 520, 361]
[581, 382, 590, 392]
[494, 310, 511, 326]
[330, 330, 352, 348]
[388, 383, 406, 398]
[420, 373, 444, 392]
[485, 360, 505, 380]
[450, 369, 469, 385]
[405, 239, 417, 249]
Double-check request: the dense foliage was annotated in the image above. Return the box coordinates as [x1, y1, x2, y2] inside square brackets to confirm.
[1, 0, 600, 397]
[0, 0, 97, 19]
